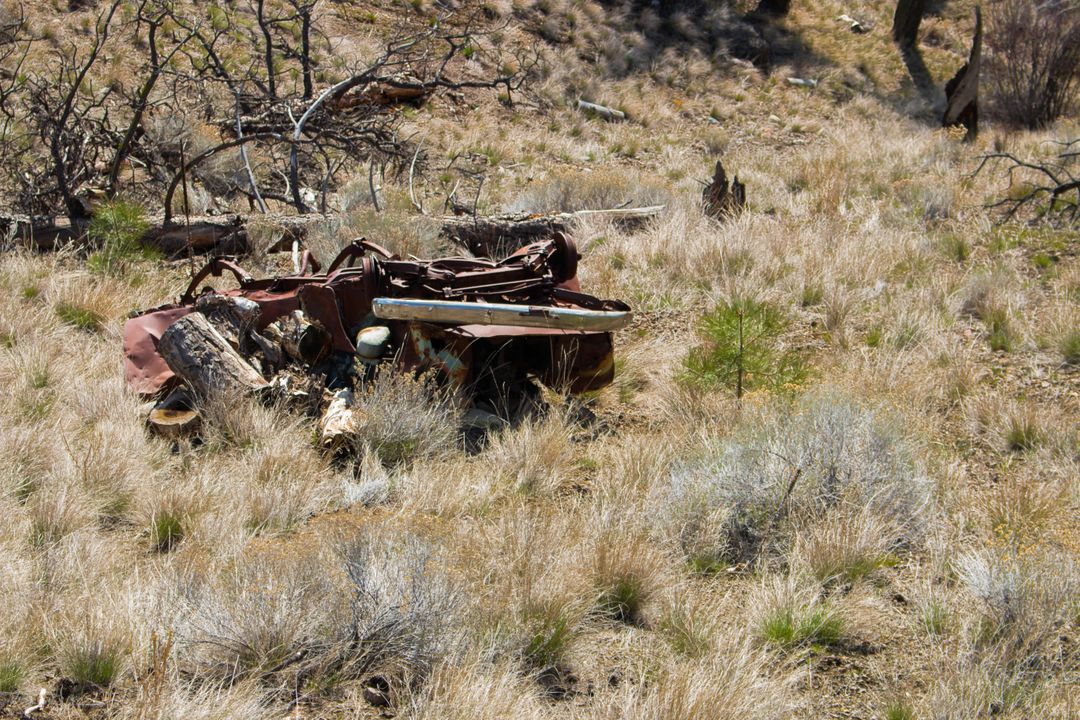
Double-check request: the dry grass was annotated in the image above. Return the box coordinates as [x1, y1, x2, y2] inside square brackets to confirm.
[0, 1, 1077, 717]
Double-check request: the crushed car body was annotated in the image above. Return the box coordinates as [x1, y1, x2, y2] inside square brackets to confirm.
[123, 233, 631, 433]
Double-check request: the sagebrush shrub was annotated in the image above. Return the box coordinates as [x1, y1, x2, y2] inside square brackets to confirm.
[658, 391, 933, 566]
[955, 549, 1078, 668]
[175, 533, 460, 688]
[337, 535, 462, 682]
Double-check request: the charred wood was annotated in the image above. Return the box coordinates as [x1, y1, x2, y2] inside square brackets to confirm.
[943, 7, 982, 141]
[440, 206, 664, 258]
[702, 161, 746, 220]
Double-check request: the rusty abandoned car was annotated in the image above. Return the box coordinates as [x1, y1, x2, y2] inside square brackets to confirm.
[123, 233, 631, 441]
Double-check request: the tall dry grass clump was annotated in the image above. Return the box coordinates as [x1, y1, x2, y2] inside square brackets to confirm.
[588, 633, 800, 720]
[347, 371, 462, 465]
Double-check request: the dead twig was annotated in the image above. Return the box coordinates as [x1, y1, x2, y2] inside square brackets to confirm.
[972, 143, 1080, 224]
[408, 138, 426, 215]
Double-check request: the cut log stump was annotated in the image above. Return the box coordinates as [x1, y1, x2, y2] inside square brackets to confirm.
[147, 388, 201, 438]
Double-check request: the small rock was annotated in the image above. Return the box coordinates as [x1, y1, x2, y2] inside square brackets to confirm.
[363, 676, 391, 707]
[838, 14, 868, 33]
[462, 407, 508, 431]
[356, 325, 391, 360]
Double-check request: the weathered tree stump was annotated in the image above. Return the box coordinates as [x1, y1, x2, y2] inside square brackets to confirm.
[943, 7, 982, 142]
[702, 161, 746, 220]
[158, 313, 268, 398]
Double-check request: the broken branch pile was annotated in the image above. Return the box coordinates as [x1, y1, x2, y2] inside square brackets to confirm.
[124, 234, 631, 447]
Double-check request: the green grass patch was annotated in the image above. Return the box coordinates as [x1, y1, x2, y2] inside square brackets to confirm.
[939, 234, 970, 262]
[865, 324, 883, 348]
[892, 322, 920, 350]
[658, 607, 710, 658]
[150, 511, 185, 553]
[596, 573, 648, 624]
[921, 600, 951, 636]
[30, 365, 49, 389]
[523, 610, 572, 669]
[63, 639, 123, 689]
[0, 657, 24, 692]
[1031, 253, 1055, 271]
[1005, 416, 1041, 452]
[800, 283, 823, 307]
[1060, 329, 1080, 366]
[884, 700, 915, 720]
[86, 199, 154, 276]
[760, 603, 845, 649]
[688, 553, 728, 575]
[984, 307, 1015, 352]
[55, 302, 104, 332]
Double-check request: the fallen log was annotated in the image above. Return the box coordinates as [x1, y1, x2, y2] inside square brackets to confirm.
[4, 212, 334, 256]
[195, 294, 262, 352]
[141, 219, 248, 256]
[319, 388, 357, 449]
[440, 206, 664, 258]
[158, 313, 269, 398]
[892, 0, 925, 48]
[0, 215, 85, 251]
[577, 99, 625, 122]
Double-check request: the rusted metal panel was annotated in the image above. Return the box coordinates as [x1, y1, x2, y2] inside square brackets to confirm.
[123, 306, 193, 395]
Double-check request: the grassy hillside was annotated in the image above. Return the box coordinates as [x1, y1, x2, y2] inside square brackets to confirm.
[0, 1, 1077, 719]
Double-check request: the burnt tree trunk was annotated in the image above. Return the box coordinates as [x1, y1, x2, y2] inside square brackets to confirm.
[893, 0, 925, 48]
[158, 313, 269, 399]
[943, 7, 982, 141]
[756, 0, 791, 16]
[702, 161, 746, 220]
